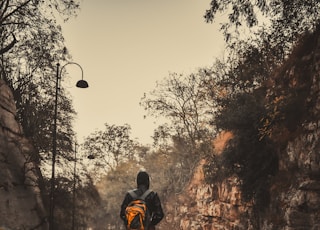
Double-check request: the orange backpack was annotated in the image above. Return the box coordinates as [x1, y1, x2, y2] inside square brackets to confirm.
[125, 189, 151, 230]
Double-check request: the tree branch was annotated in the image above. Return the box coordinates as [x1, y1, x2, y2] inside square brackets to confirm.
[0, 33, 17, 55]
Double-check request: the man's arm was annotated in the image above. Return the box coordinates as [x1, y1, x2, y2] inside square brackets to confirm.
[150, 193, 164, 226]
[120, 193, 131, 221]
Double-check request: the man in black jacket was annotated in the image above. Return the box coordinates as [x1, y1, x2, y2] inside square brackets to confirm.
[120, 171, 164, 230]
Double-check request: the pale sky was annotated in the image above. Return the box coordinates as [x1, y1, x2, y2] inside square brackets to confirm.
[61, 0, 225, 145]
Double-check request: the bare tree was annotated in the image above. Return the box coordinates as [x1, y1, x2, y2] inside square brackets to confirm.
[81, 123, 137, 176]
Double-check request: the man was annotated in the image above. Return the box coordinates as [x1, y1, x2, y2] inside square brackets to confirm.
[120, 171, 164, 230]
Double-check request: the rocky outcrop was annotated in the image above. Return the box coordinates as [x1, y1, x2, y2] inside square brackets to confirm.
[161, 30, 320, 229]
[0, 79, 48, 229]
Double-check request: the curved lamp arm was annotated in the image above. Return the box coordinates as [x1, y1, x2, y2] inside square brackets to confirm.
[59, 62, 89, 88]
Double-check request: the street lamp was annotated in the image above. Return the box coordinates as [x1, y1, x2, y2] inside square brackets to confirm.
[49, 62, 89, 230]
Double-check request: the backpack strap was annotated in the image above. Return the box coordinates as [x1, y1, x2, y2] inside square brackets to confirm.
[128, 189, 138, 200]
[140, 189, 152, 200]
[128, 189, 152, 201]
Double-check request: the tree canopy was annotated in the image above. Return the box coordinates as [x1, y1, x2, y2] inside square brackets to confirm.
[140, 70, 217, 148]
[205, 0, 320, 45]
[0, 0, 81, 158]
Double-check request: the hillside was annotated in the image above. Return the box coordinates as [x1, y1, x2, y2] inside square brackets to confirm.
[159, 26, 320, 229]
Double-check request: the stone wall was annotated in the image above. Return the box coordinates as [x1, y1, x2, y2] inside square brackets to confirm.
[0, 79, 48, 229]
[164, 110, 320, 230]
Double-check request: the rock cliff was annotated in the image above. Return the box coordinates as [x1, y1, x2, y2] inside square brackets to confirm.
[0, 79, 48, 229]
[162, 30, 320, 229]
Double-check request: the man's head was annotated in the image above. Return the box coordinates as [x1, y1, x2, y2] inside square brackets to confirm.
[137, 171, 150, 189]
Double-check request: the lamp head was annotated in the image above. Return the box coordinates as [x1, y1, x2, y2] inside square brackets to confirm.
[76, 80, 89, 88]
[76, 80, 89, 89]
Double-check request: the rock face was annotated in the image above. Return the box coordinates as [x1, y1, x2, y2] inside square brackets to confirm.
[161, 31, 320, 229]
[0, 79, 48, 229]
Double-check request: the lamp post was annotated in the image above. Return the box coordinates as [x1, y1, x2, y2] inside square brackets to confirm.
[72, 142, 78, 230]
[49, 62, 89, 230]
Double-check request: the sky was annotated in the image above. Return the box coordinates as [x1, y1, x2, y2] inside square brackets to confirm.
[60, 0, 225, 145]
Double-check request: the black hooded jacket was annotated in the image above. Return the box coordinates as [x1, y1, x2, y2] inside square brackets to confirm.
[120, 172, 164, 226]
